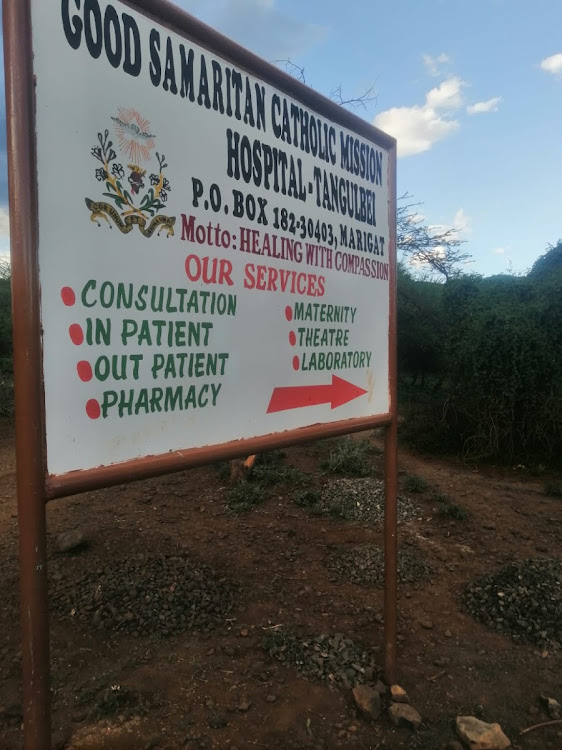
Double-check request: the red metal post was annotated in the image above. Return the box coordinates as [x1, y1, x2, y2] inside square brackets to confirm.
[3, 0, 52, 747]
[384, 143, 398, 685]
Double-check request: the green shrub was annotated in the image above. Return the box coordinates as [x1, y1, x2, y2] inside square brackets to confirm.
[435, 494, 468, 520]
[227, 482, 267, 514]
[403, 474, 429, 493]
[293, 489, 320, 508]
[252, 463, 306, 486]
[321, 437, 372, 477]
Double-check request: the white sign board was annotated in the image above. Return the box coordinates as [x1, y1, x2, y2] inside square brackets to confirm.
[31, 0, 393, 477]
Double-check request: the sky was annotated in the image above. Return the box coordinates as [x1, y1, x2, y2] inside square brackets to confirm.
[1, 0, 561, 276]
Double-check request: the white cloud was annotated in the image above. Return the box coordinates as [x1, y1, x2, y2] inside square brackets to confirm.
[492, 247, 506, 255]
[0, 206, 9, 239]
[426, 208, 471, 239]
[453, 208, 471, 235]
[423, 53, 450, 77]
[0, 207, 9, 260]
[540, 53, 562, 76]
[466, 96, 501, 115]
[374, 76, 464, 157]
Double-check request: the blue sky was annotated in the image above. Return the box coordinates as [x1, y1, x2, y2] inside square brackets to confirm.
[1, 0, 561, 276]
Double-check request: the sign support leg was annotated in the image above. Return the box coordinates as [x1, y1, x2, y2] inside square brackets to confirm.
[17, 487, 51, 750]
[384, 417, 398, 685]
[4, 1, 52, 746]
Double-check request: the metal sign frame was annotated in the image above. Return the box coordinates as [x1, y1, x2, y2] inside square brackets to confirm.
[3, 1, 397, 747]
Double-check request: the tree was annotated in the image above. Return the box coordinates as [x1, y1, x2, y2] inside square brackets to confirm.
[397, 195, 472, 281]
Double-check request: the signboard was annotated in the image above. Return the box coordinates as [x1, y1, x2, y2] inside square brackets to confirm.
[30, 0, 395, 481]
[5, 3, 397, 746]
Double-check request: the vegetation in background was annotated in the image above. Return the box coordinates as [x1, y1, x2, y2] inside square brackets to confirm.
[399, 240, 562, 468]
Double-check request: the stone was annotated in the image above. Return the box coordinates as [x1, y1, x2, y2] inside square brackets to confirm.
[56, 530, 88, 553]
[390, 684, 409, 703]
[266, 695, 277, 703]
[420, 619, 434, 629]
[545, 697, 561, 719]
[455, 716, 511, 749]
[352, 684, 382, 720]
[388, 702, 421, 729]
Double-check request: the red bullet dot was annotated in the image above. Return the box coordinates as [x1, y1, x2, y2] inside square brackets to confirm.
[86, 399, 101, 420]
[292, 356, 300, 371]
[285, 306, 293, 322]
[60, 287, 76, 306]
[69, 324, 84, 345]
[289, 331, 296, 346]
[77, 361, 93, 382]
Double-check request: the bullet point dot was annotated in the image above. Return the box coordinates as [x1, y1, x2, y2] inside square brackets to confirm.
[69, 323, 84, 345]
[289, 331, 296, 346]
[292, 356, 299, 371]
[86, 399, 101, 420]
[285, 306, 293, 322]
[61, 287, 76, 306]
[77, 360, 93, 382]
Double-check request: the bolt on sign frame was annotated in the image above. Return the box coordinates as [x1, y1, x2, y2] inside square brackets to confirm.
[3, 0, 397, 746]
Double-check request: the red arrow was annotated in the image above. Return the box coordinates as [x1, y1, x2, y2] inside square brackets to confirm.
[267, 375, 368, 414]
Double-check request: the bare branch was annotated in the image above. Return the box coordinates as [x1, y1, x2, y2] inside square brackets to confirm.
[330, 83, 377, 111]
[272, 59, 306, 83]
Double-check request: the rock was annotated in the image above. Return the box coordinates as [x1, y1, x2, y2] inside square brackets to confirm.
[56, 530, 88, 553]
[237, 700, 252, 712]
[420, 619, 434, 630]
[388, 702, 421, 729]
[390, 684, 409, 703]
[352, 684, 381, 720]
[455, 716, 511, 749]
[266, 694, 277, 703]
[543, 697, 561, 719]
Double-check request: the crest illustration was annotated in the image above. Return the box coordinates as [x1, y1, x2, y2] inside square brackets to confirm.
[85, 108, 175, 237]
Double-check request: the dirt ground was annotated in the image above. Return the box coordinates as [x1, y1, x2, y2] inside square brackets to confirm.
[0, 422, 561, 750]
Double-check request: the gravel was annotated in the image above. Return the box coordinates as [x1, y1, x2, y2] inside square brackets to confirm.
[462, 558, 562, 650]
[262, 630, 381, 689]
[50, 554, 238, 637]
[317, 478, 421, 524]
[327, 545, 431, 587]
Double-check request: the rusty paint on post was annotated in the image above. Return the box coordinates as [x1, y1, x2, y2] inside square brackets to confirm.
[3, 0, 51, 748]
[384, 143, 398, 685]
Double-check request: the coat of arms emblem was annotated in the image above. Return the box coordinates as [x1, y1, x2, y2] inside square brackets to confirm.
[85, 108, 176, 237]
